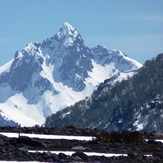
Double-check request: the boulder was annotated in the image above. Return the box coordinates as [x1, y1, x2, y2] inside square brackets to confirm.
[58, 153, 67, 160]
[72, 152, 88, 161]
[71, 146, 87, 151]
[17, 136, 46, 147]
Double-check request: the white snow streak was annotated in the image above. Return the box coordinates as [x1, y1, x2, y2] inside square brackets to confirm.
[0, 132, 95, 141]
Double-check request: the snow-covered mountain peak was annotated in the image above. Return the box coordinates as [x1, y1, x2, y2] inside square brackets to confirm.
[0, 22, 143, 127]
[56, 22, 82, 47]
[14, 42, 42, 60]
[24, 42, 41, 52]
[63, 22, 76, 33]
[113, 50, 143, 69]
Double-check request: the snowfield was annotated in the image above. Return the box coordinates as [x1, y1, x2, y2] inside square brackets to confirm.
[1, 132, 162, 143]
[29, 150, 128, 157]
[0, 132, 95, 141]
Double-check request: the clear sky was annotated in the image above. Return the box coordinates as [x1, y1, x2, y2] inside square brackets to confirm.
[0, 0, 163, 66]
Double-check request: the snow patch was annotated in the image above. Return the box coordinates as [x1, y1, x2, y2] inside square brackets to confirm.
[0, 132, 94, 141]
[29, 150, 128, 158]
[86, 60, 118, 86]
[0, 60, 13, 73]
[133, 114, 148, 131]
[0, 94, 44, 126]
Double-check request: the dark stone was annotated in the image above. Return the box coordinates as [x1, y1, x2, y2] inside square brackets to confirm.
[71, 156, 82, 161]
[0, 134, 8, 138]
[128, 152, 144, 162]
[0, 139, 5, 146]
[71, 145, 87, 151]
[46, 151, 52, 157]
[72, 151, 88, 161]
[118, 139, 124, 143]
[147, 140, 156, 144]
[17, 136, 46, 147]
[128, 152, 140, 159]
[58, 153, 67, 159]
[51, 153, 59, 161]
[18, 147, 28, 153]
[153, 152, 163, 158]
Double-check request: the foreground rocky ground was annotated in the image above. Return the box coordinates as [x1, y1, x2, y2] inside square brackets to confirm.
[0, 126, 163, 162]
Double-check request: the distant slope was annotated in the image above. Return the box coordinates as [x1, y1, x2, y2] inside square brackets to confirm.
[45, 53, 163, 132]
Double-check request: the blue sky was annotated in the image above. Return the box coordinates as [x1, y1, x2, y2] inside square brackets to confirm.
[0, 0, 163, 66]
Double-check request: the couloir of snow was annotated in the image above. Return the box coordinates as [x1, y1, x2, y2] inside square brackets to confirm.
[86, 60, 118, 85]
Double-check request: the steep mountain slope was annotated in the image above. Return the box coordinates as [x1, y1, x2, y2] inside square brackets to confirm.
[45, 53, 163, 132]
[0, 22, 142, 126]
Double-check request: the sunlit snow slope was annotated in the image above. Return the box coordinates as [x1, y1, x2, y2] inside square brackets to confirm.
[0, 22, 142, 126]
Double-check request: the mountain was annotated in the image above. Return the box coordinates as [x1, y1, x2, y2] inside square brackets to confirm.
[45, 53, 163, 132]
[0, 22, 142, 126]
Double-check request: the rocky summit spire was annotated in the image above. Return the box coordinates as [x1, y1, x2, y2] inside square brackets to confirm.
[56, 22, 80, 47]
[63, 22, 76, 33]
